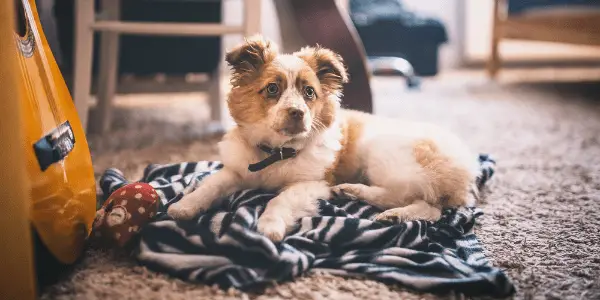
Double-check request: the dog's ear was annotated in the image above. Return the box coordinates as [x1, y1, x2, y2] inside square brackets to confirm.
[296, 46, 349, 95]
[225, 35, 278, 85]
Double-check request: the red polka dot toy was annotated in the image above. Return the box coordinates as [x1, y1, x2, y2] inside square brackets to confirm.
[90, 182, 159, 249]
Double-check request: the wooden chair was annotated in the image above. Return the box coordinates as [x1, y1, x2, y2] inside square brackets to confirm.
[488, 0, 600, 78]
[73, 0, 262, 134]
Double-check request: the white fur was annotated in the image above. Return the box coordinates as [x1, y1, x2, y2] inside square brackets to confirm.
[167, 124, 340, 240]
[360, 115, 478, 206]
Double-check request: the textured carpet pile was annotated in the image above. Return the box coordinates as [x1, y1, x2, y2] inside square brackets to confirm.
[42, 70, 600, 299]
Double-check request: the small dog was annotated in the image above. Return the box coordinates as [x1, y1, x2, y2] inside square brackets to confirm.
[167, 36, 480, 242]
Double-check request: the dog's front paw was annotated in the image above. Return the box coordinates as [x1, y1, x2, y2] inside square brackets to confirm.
[256, 215, 286, 242]
[167, 200, 204, 220]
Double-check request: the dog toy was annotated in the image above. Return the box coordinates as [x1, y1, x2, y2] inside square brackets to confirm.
[90, 182, 159, 249]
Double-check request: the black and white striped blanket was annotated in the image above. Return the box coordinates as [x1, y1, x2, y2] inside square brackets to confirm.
[99, 154, 514, 298]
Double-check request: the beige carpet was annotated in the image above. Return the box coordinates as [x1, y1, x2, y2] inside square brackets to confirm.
[41, 69, 600, 299]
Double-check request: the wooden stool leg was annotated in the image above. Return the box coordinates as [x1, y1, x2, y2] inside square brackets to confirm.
[207, 2, 225, 133]
[92, 0, 120, 134]
[208, 66, 223, 125]
[73, 0, 95, 132]
[487, 0, 503, 79]
[0, 1, 37, 298]
[488, 30, 501, 79]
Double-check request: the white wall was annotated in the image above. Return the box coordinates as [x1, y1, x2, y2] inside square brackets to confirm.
[222, 0, 281, 61]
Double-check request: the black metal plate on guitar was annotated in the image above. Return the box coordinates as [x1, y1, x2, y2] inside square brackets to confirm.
[33, 121, 75, 171]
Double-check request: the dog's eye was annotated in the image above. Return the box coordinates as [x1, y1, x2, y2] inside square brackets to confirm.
[304, 86, 315, 100]
[266, 83, 279, 96]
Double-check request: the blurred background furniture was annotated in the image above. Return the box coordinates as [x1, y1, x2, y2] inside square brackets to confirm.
[367, 56, 420, 89]
[273, 0, 374, 113]
[349, 0, 448, 77]
[44, 0, 378, 131]
[488, 0, 600, 78]
[71, 0, 261, 134]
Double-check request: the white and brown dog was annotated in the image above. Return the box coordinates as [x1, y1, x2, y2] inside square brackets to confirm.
[167, 36, 480, 242]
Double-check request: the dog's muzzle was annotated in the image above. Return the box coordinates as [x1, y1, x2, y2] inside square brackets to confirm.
[280, 107, 307, 135]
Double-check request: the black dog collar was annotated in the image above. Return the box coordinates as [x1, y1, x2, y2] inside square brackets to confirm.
[248, 144, 297, 172]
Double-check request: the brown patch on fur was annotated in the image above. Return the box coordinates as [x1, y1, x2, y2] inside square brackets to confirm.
[225, 35, 278, 87]
[317, 96, 336, 129]
[225, 35, 284, 124]
[325, 110, 367, 185]
[227, 68, 286, 124]
[295, 46, 349, 96]
[295, 70, 312, 93]
[307, 90, 337, 131]
[295, 68, 323, 103]
[295, 68, 323, 99]
[412, 139, 472, 207]
[294, 47, 348, 133]
[294, 65, 337, 130]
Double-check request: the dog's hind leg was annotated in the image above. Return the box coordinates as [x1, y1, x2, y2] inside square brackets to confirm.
[374, 200, 441, 222]
[331, 183, 410, 209]
[331, 183, 442, 222]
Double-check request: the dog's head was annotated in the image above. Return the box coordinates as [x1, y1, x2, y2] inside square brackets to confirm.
[225, 35, 348, 147]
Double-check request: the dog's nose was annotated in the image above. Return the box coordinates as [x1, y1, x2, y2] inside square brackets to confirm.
[288, 108, 304, 120]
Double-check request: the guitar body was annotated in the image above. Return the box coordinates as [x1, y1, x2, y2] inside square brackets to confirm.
[15, 0, 96, 266]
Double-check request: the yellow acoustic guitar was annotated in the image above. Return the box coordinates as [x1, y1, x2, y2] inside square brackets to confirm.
[14, 0, 96, 270]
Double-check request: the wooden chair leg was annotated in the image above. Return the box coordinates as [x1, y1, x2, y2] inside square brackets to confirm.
[73, 0, 95, 132]
[487, 0, 503, 79]
[0, 1, 37, 298]
[208, 66, 223, 123]
[205, 0, 262, 133]
[92, 0, 120, 134]
[206, 2, 225, 134]
[488, 36, 500, 79]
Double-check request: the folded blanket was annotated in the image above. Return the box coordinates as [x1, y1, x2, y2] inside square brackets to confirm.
[99, 155, 514, 298]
